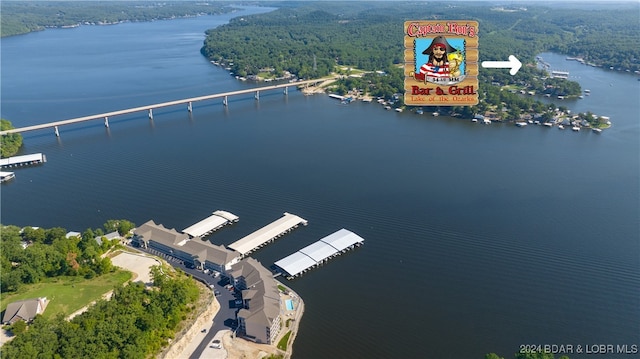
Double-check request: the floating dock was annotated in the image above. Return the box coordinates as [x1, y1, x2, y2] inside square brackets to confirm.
[228, 212, 307, 257]
[274, 228, 364, 279]
[181, 210, 239, 238]
[0, 153, 46, 169]
[0, 171, 15, 183]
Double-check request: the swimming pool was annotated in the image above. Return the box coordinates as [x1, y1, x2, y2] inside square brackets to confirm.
[285, 299, 294, 311]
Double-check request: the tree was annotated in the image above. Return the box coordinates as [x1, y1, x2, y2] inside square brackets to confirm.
[0, 119, 23, 158]
[103, 219, 135, 236]
[11, 320, 27, 335]
[21, 227, 45, 244]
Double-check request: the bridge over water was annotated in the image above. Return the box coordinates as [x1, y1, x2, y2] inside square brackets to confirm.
[0, 78, 332, 137]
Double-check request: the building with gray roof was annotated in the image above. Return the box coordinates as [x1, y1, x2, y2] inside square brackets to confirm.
[228, 258, 282, 344]
[2, 297, 49, 324]
[133, 220, 240, 272]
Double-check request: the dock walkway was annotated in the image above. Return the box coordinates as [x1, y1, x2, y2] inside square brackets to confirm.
[181, 210, 239, 238]
[274, 228, 364, 279]
[228, 212, 307, 257]
[0, 153, 46, 168]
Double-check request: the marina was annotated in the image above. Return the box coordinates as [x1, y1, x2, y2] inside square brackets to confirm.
[0, 153, 46, 169]
[181, 210, 239, 238]
[227, 212, 308, 257]
[274, 228, 365, 279]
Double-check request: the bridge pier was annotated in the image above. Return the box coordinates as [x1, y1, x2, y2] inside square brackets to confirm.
[284, 86, 288, 95]
[104, 117, 109, 128]
[148, 109, 153, 120]
[255, 90, 260, 100]
[187, 102, 193, 113]
[54, 126, 60, 137]
[223, 96, 228, 106]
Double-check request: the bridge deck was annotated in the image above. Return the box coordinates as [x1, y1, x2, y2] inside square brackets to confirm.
[0, 78, 334, 136]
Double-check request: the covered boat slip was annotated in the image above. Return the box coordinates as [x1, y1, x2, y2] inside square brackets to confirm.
[228, 212, 308, 256]
[274, 228, 365, 279]
[181, 210, 239, 238]
[0, 153, 46, 168]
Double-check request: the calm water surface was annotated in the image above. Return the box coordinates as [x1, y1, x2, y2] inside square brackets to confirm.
[1, 8, 638, 359]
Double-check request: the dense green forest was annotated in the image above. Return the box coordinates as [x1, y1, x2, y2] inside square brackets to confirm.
[201, 2, 639, 79]
[1, 266, 202, 358]
[0, 120, 23, 158]
[0, 1, 234, 37]
[0, 220, 133, 293]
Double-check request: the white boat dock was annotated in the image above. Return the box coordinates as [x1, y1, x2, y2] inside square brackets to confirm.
[181, 210, 239, 238]
[274, 228, 364, 279]
[228, 212, 307, 256]
[0, 153, 46, 168]
[1, 171, 15, 183]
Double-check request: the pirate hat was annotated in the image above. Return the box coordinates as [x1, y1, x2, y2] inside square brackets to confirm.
[422, 36, 457, 54]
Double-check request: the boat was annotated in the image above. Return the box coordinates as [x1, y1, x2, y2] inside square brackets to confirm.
[558, 125, 565, 130]
[471, 118, 478, 123]
[543, 122, 553, 127]
[395, 108, 403, 113]
[515, 122, 528, 127]
[432, 112, 439, 116]
[592, 128, 602, 134]
[0, 171, 15, 183]
[572, 126, 580, 131]
[584, 89, 590, 93]
[579, 95, 584, 99]
[384, 106, 391, 110]
[416, 108, 424, 115]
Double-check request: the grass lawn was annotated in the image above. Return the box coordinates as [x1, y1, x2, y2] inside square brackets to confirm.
[277, 330, 291, 351]
[0, 270, 131, 319]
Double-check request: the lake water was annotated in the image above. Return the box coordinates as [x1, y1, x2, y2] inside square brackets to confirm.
[1, 7, 639, 359]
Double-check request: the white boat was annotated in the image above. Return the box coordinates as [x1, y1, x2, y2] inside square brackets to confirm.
[558, 125, 565, 130]
[395, 108, 403, 112]
[572, 126, 580, 131]
[515, 122, 528, 127]
[384, 106, 391, 110]
[0, 171, 15, 183]
[592, 128, 602, 134]
[482, 119, 491, 125]
[471, 118, 478, 122]
[543, 122, 553, 127]
[432, 112, 439, 116]
[416, 108, 424, 115]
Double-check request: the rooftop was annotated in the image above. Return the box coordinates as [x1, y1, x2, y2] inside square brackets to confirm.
[228, 213, 307, 256]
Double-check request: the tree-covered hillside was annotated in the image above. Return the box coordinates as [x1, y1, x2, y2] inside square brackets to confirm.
[201, 2, 639, 77]
[0, 1, 234, 37]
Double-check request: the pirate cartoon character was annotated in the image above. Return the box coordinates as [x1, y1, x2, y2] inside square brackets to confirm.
[415, 35, 463, 83]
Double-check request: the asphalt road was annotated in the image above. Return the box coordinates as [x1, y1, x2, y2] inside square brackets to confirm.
[129, 246, 240, 359]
